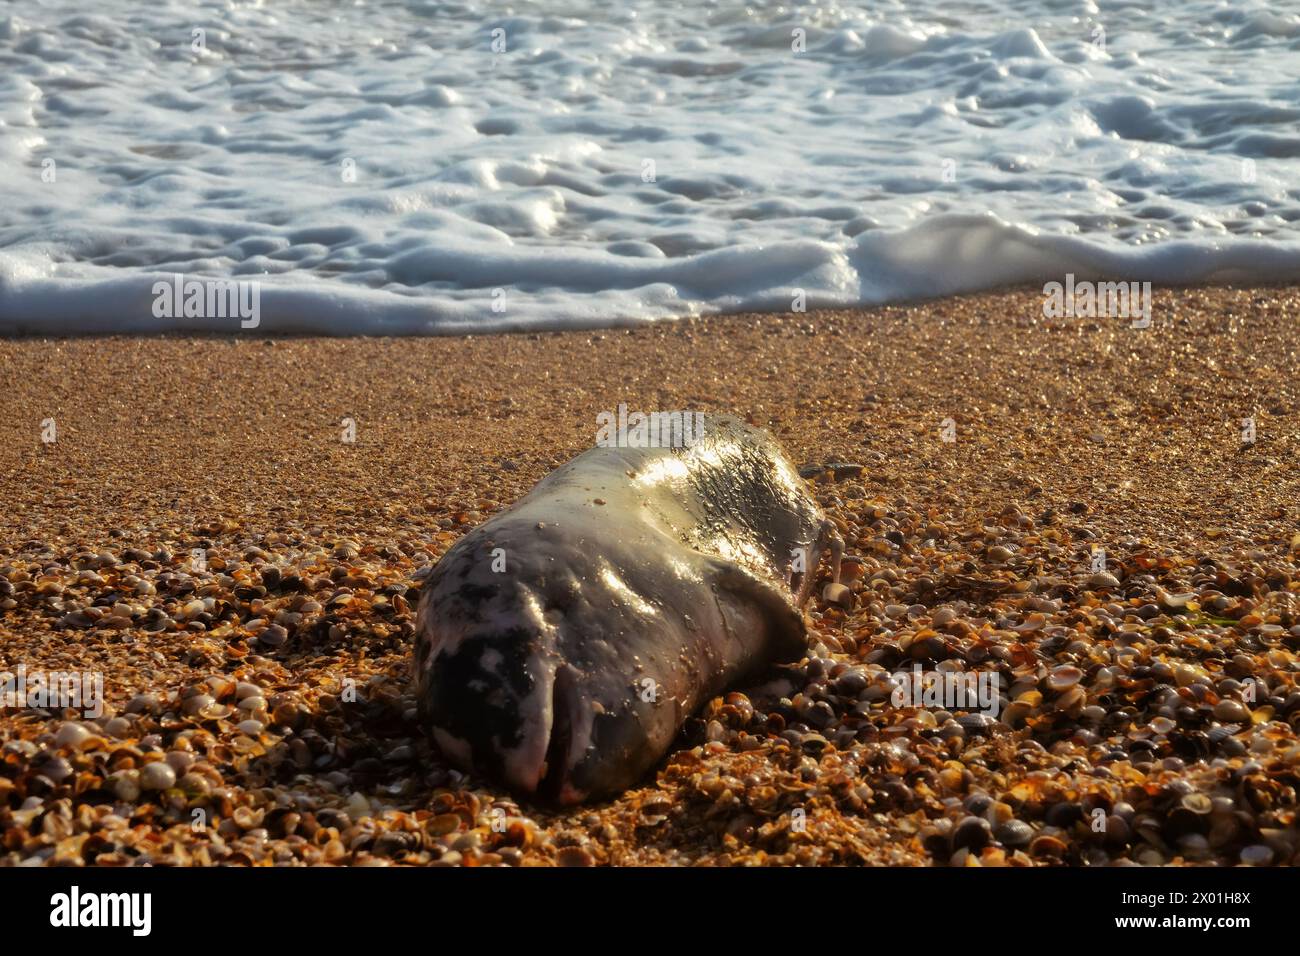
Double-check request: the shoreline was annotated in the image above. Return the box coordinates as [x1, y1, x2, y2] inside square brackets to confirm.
[4, 278, 1300, 340]
[1, 283, 1298, 866]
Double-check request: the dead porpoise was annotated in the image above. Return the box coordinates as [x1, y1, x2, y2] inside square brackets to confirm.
[413, 414, 843, 804]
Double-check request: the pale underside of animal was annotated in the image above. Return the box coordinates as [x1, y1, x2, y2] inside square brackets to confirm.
[414, 414, 842, 804]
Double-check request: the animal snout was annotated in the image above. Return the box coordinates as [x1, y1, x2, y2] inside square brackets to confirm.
[416, 626, 595, 801]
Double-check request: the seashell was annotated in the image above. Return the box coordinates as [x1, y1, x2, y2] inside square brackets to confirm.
[1046, 666, 1082, 691]
[555, 846, 594, 867]
[139, 761, 176, 791]
[426, 813, 462, 837]
[1213, 699, 1251, 722]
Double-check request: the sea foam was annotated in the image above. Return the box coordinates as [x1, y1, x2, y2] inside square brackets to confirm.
[2, 0, 1298, 334]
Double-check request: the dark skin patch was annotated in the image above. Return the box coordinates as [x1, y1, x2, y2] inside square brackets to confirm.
[546, 577, 580, 613]
[424, 630, 538, 780]
[457, 581, 497, 605]
[567, 704, 647, 798]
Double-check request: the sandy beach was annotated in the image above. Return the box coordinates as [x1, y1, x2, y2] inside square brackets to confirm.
[2, 284, 1299, 866]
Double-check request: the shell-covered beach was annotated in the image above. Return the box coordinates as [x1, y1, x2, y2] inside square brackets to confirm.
[1, 285, 1298, 866]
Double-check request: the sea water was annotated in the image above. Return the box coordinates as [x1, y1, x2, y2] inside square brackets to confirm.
[1, 0, 1298, 333]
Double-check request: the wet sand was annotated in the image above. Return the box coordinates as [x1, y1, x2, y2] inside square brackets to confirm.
[1, 284, 1298, 865]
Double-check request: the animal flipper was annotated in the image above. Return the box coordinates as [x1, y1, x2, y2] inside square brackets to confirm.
[704, 558, 809, 673]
